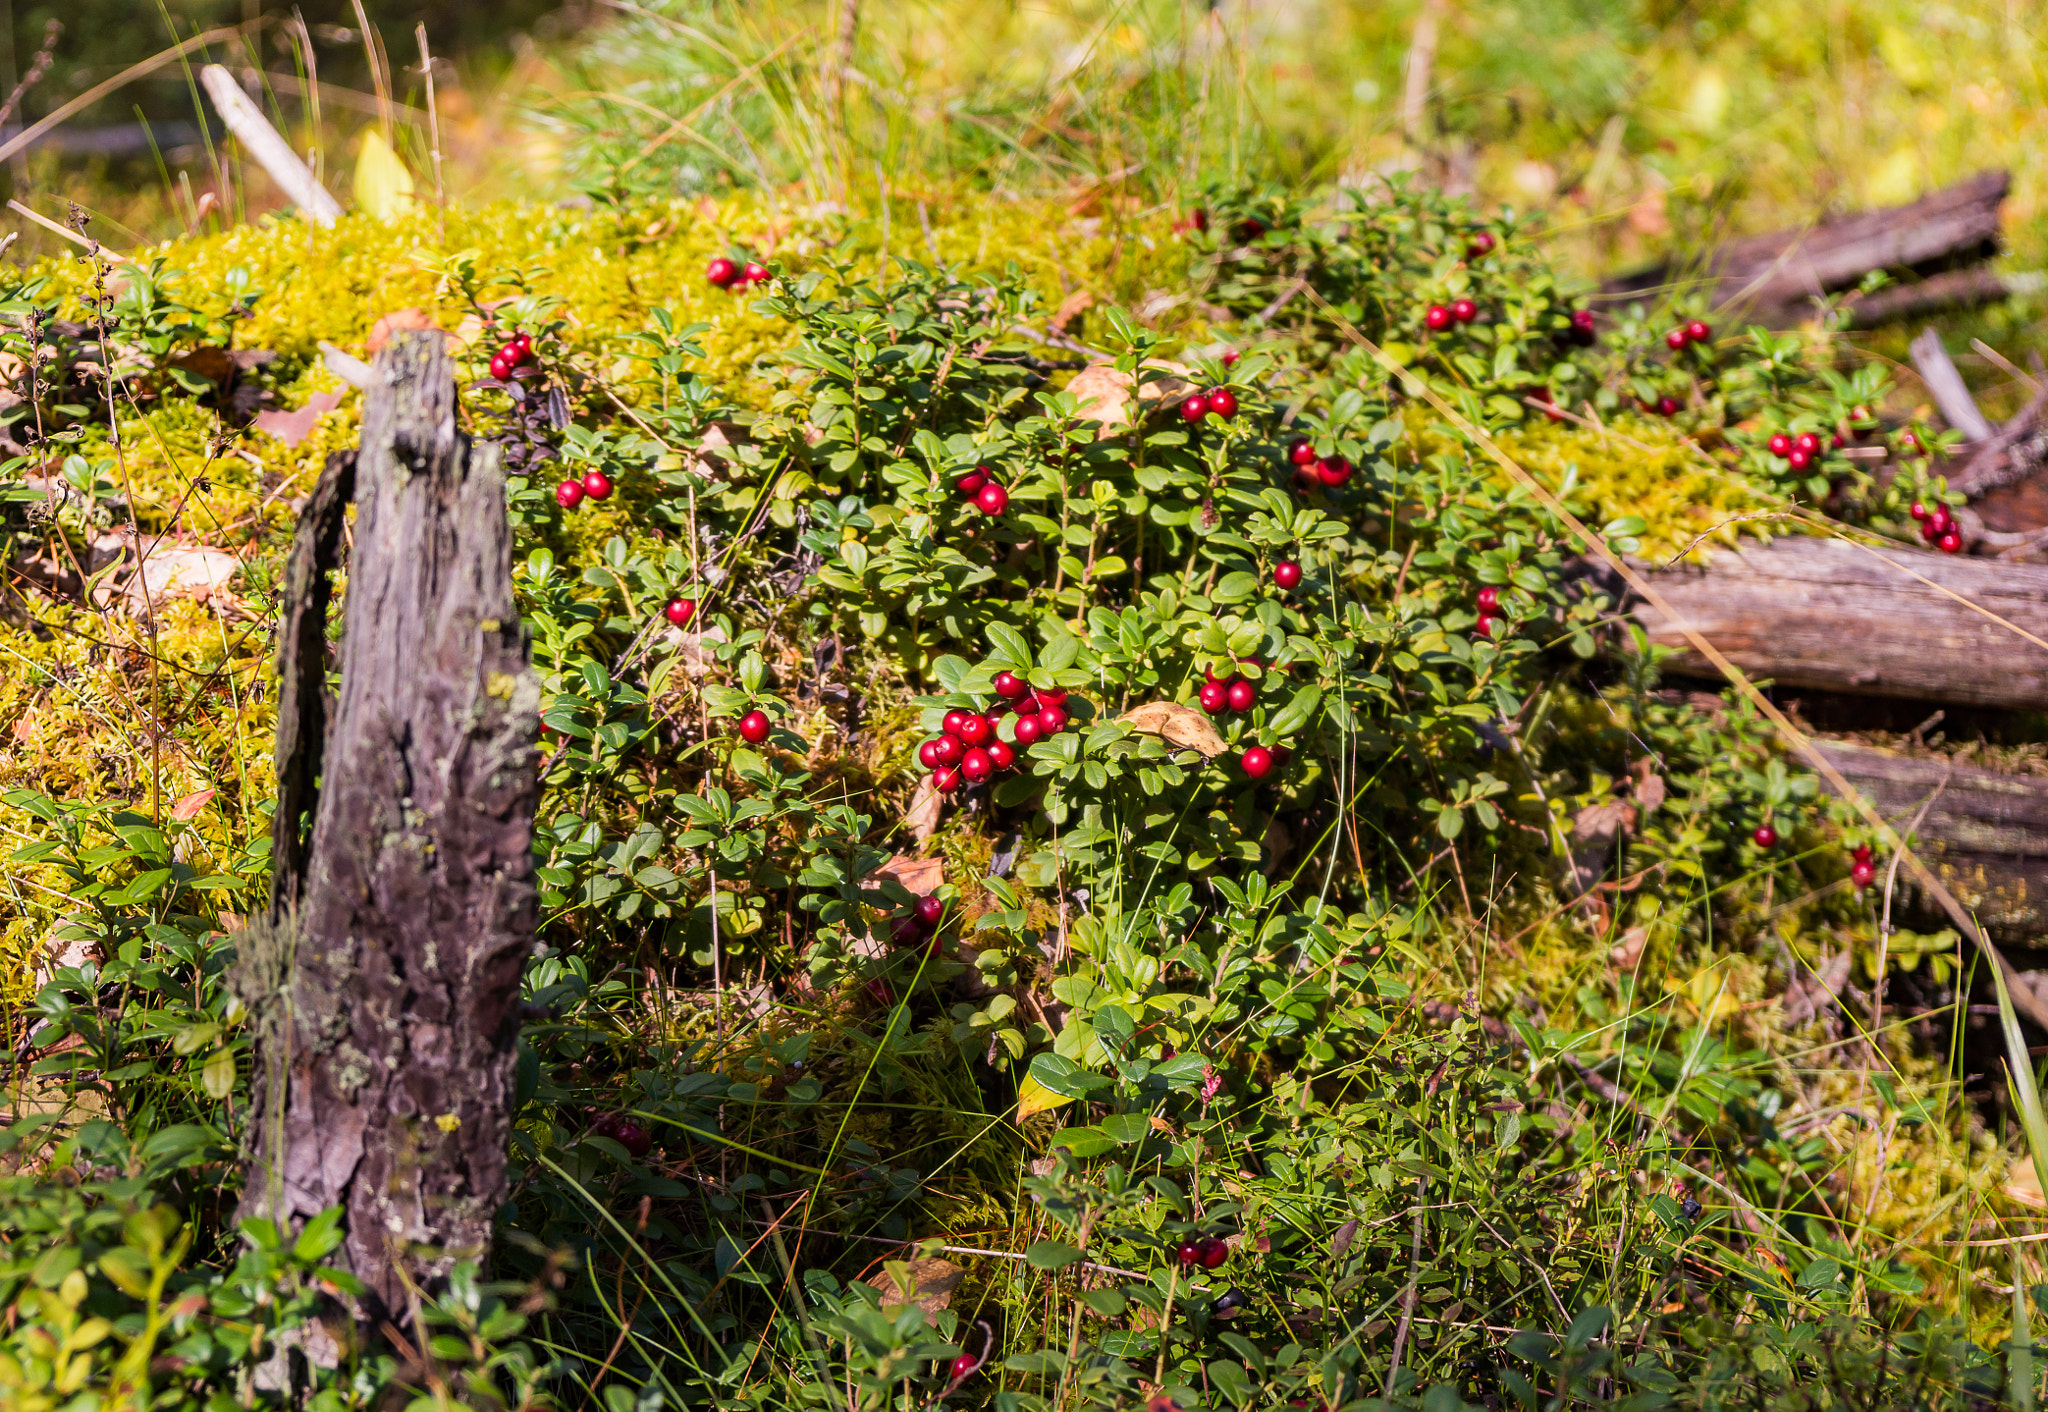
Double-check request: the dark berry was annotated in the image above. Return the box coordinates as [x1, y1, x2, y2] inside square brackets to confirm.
[1240, 746, 1273, 779]
[892, 917, 926, 948]
[866, 979, 896, 1006]
[1685, 320, 1711, 343]
[737, 710, 771, 744]
[1424, 304, 1452, 331]
[1752, 825, 1778, 849]
[706, 257, 740, 287]
[1288, 439, 1318, 466]
[664, 597, 697, 627]
[1680, 1197, 1702, 1221]
[581, 470, 614, 500]
[1656, 396, 1680, 417]
[1226, 678, 1255, 713]
[1273, 560, 1302, 589]
[1180, 394, 1210, 423]
[555, 479, 585, 510]
[960, 747, 993, 783]
[612, 1121, 651, 1158]
[1197, 1237, 1229, 1269]
[1450, 298, 1478, 324]
[1207, 388, 1239, 420]
[975, 482, 1009, 515]
[1210, 1287, 1247, 1315]
[1176, 1240, 1202, 1267]
[1199, 680, 1229, 714]
[993, 670, 1029, 700]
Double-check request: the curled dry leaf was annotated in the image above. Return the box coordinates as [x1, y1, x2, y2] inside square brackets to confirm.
[1118, 700, 1228, 759]
[253, 390, 347, 449]
[873, 854, 946, 895]
[862, 1257, 964, 1324]
[1065, 359, 1195, 434]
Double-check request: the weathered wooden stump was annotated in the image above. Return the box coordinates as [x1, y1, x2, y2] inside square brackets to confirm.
[240, 332, 539, 1324]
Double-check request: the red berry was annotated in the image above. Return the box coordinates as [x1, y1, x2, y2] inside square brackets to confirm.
[1768, 434, 1792, 458]
[1926, 506, 1953, 534]
[1273, 560, 1302, 589]
[664, 597, 697, 627]
[943, 710, 968, 738]
[975, 482, 1009, 515]
[1180, 394, 1210, 423]
[743, 261, 769, 285]
[582, 471, 613, 500]
[1037, 705, 1067, 735]
[1207, 388, 1239, 420]
[1794, 432, 1822, 456]
[1450, 298, 1478, 324]
[1032, 688, 1069, 710]
[956, 467, 988, 495]
[892, 917, 927, 948]
[510, 332, 532, 361]
[1686, 320, 1711, 343]
[1903, 430, 1923, 454]
[1467, 231, 1496, 257]
[706, 257, 739, 287]
[1909, 501, 1929, 520]
[1787, 448, 1812, 470]
[960, 748, 993, 783]
[1853, 844, 1874, 863]
[1221, 349, 1239, 366]
[1012, 714, 1043, 746]
[489, 352, 513, 380]
[1316, 456, 1353, 487]
[867, 979, 896, 1006]
[1850, 859, 1877, 889]
[1476, 586, 1500, 612]
[931, 766, 962, 793]
[1570, 308, 1597, 345]
[1474, 614, 1497, 639]
[1752, 825, 1778, 849]
[918, 739, 942, 768]
[1938, 530, 1962, 554]
[1199, 680, 1229, 714]
[957, 713, 992, 747]
[1239, 746, 1274, 779]
[555, 479, 585, 510]
[737, 710, 770, 744]
[612, 1121, 651, 1158]
[992, 671, 1028, 700]
[1198, 1237, 1229, 1270]
[932, 735, 963, 766]
[1657, 396, 1680, 417]
[1425, 305, 1452, 331]
[951, 1354, 977, 1381]
[1665, 328, 1689, 350]
[1226, 678, 1255, 713]
[986, 739, 1015, 772]
[1288, 439, 1318, 466]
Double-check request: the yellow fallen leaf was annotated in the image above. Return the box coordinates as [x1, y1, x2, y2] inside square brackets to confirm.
[1015, 1074, 1073, 1121]
[354, 129, 415, 222]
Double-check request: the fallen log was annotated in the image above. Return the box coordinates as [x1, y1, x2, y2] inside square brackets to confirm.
[1616, 536, 2048, 713]
[1814, 740, 2048, 940]
[1603, 169, 2010, 326]
[1842, 268, 2045, 330]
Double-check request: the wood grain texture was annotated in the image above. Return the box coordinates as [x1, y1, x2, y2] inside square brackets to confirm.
[1814, 740, 2048, 938]
[243, 332, 539, 1323]
[1625, 536, 2048, 712]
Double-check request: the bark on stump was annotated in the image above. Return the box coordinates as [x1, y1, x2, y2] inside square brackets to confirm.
[241, 332, 539, 1324]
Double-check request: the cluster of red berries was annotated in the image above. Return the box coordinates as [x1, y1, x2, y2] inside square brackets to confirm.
[917, 673, 1069, 792]
[706, 256, 770, 289]
[890, 892, 948, 956]
[590, 1112, 651, 1158]
[1285, 439, 1353, 490]
[664, 596, 698, 628]
[1849, 842, 1877, 889]
[952, 465, 1009, 516]
[1751, 823, 1779, 849]
[555, 468, 614, 510]
[1424, 299, 1480, 331]
[1198, 664, 1261, 717]
[1180, 387, 1240, 423]
[1910, 500, 1963, 554]
[1765, 430, 1825, 472]
[1174, 1235, 1230, 1269]
[735, 709, 772, 744]
[1474, 585, 1510, 640]
[488, 331, 533, 382]
[1664, 320, 1712, 350]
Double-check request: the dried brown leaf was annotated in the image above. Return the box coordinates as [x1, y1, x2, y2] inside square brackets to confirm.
[1118, 700, 1227, 758]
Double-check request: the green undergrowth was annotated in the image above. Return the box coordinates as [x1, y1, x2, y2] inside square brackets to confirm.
[0, 180, 2035, 1411]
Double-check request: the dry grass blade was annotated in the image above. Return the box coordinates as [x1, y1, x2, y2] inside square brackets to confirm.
[0, 27, 243, 169]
